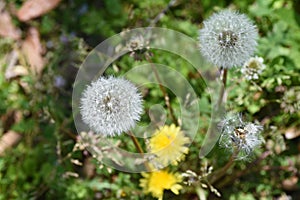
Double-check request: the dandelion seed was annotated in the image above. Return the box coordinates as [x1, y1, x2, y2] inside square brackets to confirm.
[218, 113, 264, 160]
[199, 10, 258, 69]
[148, 124, 190, 167]
[80, 76, 143, 136]
[140, 170, 182, 200]
[241, 56, 266, 80]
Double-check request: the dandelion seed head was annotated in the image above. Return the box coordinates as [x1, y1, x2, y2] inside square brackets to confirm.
[218, 113, 264, 160]
[244, 123, 263, 135]
[199, 10, 258, 68]
[80, 76, 143, 137]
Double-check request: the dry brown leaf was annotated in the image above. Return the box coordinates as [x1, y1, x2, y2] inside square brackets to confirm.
[17, 0, 61, 22]
[5, 50, 30, 79]
[285, 126, 300, 140]
[0, 130, 22, 156]
[5, 65, 29, 79]
[0, 110, 21, 132]
[21, 27, 45, 75]
[0, 111, 22, 156]
[282, 176, 298, 191]
[4, 49, 18, 77]
[0, 10, 21, 39]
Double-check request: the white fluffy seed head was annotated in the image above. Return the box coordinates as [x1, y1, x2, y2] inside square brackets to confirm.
[80, 76, 143, 137]
[218, 113, 264, 160]
[199, 10, 258, 69]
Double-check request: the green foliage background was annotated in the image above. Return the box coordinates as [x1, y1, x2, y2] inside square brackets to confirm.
[0, 0, 299, 199]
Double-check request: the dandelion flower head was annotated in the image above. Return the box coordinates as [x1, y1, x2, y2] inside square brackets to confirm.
[199, 10, 258, 69]
[140, 170, 182, 200]
[80, 76, 143, 137]
[148, 124, 190, 167]
[241, 56, 266, 80]
[218, 113, 264, 160]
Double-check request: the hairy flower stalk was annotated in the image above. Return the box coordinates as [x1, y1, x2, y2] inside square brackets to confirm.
[218, 113, 264, 160]
[80, 76, 143, 136]
[199, 10, 258, 69]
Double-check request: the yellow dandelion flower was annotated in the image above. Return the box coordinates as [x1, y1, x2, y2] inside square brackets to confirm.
[140, 170, 182, 200]
[148, 124, 190, 166]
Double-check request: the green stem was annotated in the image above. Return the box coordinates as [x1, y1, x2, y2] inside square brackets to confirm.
[198, 68, 228, 158]
[217, 68, 228, 108]
[216, 150, 271, 188]
[146, 56, 178, 125]
[210, 150, 237, 184]
[128, 130, 145, 155]
[128, 130, 151, 171]
[149, 0, 178, 27]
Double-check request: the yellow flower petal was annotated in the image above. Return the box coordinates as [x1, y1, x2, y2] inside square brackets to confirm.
[149, 124, 190, 166]
[140, 170, 182, 200]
